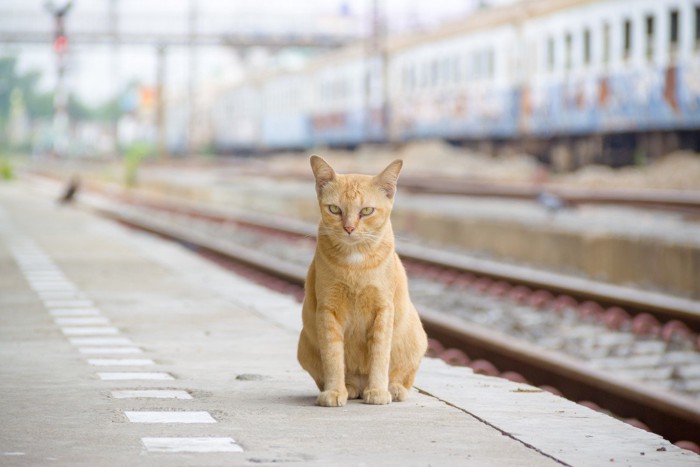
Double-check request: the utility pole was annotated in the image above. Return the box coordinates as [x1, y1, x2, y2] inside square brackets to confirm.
[364, 0, 388, 143]
[44, 0, 73, 157]
[155, 45, 167, 159]
[109, 0, 120, 156]
[187, 0, 198, 156]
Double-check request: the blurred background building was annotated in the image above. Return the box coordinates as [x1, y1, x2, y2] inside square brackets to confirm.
[1, 0, 698, 170]
[1, 0, 508, 157]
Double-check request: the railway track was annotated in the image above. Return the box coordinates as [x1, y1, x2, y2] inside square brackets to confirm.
[22, 175, 700, 450]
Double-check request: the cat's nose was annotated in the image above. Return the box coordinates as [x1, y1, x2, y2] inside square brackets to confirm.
[344, 225, 355, 234]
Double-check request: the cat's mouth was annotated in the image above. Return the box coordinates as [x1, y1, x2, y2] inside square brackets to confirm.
[338, 231, 369, 245]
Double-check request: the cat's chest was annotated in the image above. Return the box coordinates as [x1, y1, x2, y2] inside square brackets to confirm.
[343, 252, 366, 264]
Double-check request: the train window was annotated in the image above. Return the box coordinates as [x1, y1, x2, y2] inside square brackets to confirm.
[583, 28, 591, 65]
[547, 36, 555, 72]
[464, 53, 472, 81]
[623, 19, 632, 60]
[669, 9, 679, 54]
[645, 15, 655, 61]
[453, 56, 462, 83]
[527, 41, 536, 76]
[565, 33, 572, 70]
[442, 57, 451, 84]
[603, 22, 611, 65]
[696, 6, 700, 49]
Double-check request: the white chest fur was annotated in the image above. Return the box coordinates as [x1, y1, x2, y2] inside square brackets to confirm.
[345, 252, 365, 264]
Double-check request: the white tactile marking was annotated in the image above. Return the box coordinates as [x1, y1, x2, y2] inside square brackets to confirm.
[24, 270, 64, 276]
[50, 308, 101, 316]
[26, 277, 68, 283]
[79, 347, 143, 354]
[98, 372, 174, 381]
[125, 411, 216, 424]
[44, 299, 94, 308]
[29, 280, 70, 287]
[61, 326, 119, 336]
[111, 390, 192, 400]
[38, 292, 85, 300]
[7, 233, 248, 457]
[20, 267, 60, 273]
[30, 282, 75, 290]
[141, 437, 243, 453]
[87, 358, 155, 366]
[55, 317, 110, 326]
[69, 337, 133, 346]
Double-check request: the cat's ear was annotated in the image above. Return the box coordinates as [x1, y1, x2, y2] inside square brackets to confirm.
[374, 159, 403, 199]
[310, 155, 336, 196]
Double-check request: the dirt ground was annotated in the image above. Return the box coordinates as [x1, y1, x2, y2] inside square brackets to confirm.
[265, 141, 700, 191]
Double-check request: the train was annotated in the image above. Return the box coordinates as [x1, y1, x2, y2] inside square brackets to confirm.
[178, 0, 700, 169]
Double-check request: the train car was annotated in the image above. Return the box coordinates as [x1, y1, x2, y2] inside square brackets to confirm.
[307, 46, 384, 148]
[260, 70, 312, 151]
[521, 0, 700, 165]
[210, 82, 261, 154]
[204, 0, 699, 166]
[388, 8, 520, 142]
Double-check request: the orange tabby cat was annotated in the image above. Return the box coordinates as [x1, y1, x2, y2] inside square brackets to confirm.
[297, 155, 428, 407]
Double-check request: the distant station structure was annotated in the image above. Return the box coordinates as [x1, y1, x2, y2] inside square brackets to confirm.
[0, 0, 360, 156]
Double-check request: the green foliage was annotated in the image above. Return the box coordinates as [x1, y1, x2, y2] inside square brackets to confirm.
[1, 55, 121, 125]
[0, 156, 13, 181]
[123, 142, 154, 187]
[0, 56, 53, 121]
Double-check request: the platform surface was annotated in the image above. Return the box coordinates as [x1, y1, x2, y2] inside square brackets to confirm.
[1, 183, 697, 466]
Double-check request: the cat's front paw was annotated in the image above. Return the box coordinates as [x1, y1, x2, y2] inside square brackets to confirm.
[389, 382, 408, 401]
[317, 388, 348, 407]
[363, 387, 392, 405]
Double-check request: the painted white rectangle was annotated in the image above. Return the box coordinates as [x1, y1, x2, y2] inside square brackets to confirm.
[30, 282, 75, 290]
[19, 266, 59, 272]
[125, 411, 216, 424]
[55, 317, 109, 325]
[28, 280, 68, 286]
[97, 372, 173, 381]
[79, 347, 142, 354]
[87, 358, 154, 366]
[38, 293, 84, 301]
[44, 300, 94, 308]
[69, 337, 133, 346]
[141, 437, 242, 453]
[50, 308, 100, 316]
[61, 326, 119, 336]
[32, 286, 76, 293]
[111, 390, 192, 400]
[25, 274, 66, 280]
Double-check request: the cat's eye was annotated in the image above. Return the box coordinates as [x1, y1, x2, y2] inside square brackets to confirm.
[328, 205, 341, 215]
[360, 207, 374, 216]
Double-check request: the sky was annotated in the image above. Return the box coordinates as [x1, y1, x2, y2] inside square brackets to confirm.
[0, 0, 519, 105]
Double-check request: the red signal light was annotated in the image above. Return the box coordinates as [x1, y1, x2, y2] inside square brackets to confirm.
[54, 35, 68, 53]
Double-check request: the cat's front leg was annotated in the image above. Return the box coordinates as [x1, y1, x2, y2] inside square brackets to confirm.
[363, 305, 394, 405]
[316, 308, 348, 407]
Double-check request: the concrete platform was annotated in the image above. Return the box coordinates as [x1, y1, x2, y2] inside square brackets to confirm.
[0, 182, 697, 466]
